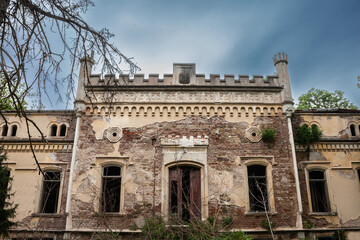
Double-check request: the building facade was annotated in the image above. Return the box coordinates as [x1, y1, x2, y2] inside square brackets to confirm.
[1, 53, 360, 240]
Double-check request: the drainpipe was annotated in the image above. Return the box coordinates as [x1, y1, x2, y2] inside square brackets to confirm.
[65, 111, 82, 231]
[64, 54, 92, 236]
[285, 107, 303, 230]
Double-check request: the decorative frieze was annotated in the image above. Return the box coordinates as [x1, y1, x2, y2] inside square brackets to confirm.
[296, 142, 360, 152]
[0, 143, 73, 152]
[85, 104, 283, 118]
[89, 91, 282, 104]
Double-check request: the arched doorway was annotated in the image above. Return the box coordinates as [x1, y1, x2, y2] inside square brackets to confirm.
[169, 166, 201, 221]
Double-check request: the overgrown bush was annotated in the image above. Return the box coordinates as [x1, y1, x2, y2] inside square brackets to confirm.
[332, 230, 346, 240]
[262, 127, 277, 145]
[295, 124, 322, 147]
[141, 216, 252, 240]
[303, 219, 314, 229]
[261, 219, 275, 231]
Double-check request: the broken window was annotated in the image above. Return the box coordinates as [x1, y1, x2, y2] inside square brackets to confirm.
[40, 171, 61, 213]
[248, 165, 268, 212]
[169, 166, 201, 221]
[309, 170, 330, 212]
[50, 124, 57, 136]
[59, 124, 67, 137]
[11, 125, 17, 136]
[1, 125, 8, 136]
[102, 166, 121, 212]
[350, 124, 356, 136]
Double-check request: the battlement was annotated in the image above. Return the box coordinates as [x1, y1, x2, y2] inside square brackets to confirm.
[87, 72, 280, 87]
[273, 52, 288, 66]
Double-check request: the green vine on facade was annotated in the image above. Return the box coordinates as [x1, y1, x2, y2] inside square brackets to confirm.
[295, 124, 322, 148]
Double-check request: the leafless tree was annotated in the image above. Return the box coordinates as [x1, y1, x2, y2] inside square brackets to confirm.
[0, 0, 140, 174]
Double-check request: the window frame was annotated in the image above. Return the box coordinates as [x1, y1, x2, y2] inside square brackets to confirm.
[39, 170, 62, 214]
[101, 165, 122, 213]
[305, 167, 332, 214]
[95, 158, 127, 214]
[243, 159, 276, 214]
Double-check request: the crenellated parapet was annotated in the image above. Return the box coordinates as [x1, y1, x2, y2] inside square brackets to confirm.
[87, 73, 280, 87]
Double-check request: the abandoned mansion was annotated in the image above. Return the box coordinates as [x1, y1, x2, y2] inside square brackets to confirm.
[1, 53, 360, 240]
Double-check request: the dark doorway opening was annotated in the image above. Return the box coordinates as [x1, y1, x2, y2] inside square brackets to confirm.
[169, 166, 201, 221]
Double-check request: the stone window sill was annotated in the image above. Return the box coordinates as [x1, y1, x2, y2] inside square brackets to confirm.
[32, 213, 62, 218]
[309, 212, 337, 216]
[93, 212, 125, 217]
[245, 211, 277, 216]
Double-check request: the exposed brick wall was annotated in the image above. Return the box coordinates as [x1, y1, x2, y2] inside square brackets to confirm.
[70, 115, 298, 231]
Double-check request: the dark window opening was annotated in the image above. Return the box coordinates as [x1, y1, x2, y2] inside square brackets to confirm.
[169, 166, 201, 221]
[59, 124, 66, 137]
[40, 171, 61, 213]
[102, 166, 121, 212]
[309, 170, 330, 212]
[248, 165, 268, 212]
[357, 169, 360, 183]
[2, 125, 8, 136]
[11, 125, 17, 136]
[50, 125, 57, 136]
[350, 124, 356, 136]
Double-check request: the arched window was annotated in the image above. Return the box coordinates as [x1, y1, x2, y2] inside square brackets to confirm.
[59, 124, 67, 137]
[11, 125, 17, 136]
[248, 165, 268, 212]
[1, 125, 8, 137]
[308, 170, 330, 212]
[350, 124, 356, 136]
[50, 124, 57, 136]
[40, 171, 61, 213]
[102, 166, 122, 212]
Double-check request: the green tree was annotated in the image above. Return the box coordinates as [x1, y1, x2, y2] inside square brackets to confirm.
[0, 74, 28, 110]
[297, 88, 358, 110]
[0, 147, 17, 237]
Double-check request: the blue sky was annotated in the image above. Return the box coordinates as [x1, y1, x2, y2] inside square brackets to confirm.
[52, 0, 360, 108]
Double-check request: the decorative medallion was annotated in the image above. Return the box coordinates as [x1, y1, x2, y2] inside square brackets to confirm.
[179, 72, 190, 84]
[245, 127, 262, 143]
[105, 127, 123, 143]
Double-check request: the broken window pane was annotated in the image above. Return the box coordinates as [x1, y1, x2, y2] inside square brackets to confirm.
[309, 170, 330, 212]
[102, 166, 121, 212]
[248, 165, 268, 212]
[40, 171, 61, 213]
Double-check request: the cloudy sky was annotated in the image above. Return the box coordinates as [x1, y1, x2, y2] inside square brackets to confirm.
[54, 0, 360, 108]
